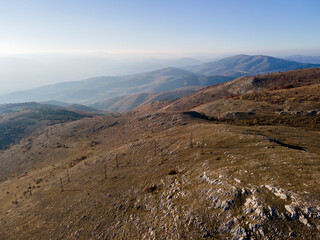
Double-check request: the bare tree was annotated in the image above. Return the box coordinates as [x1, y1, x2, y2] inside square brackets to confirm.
[161, 148, 164, 164]
[60, 177, 64, 192]
[67, 169, 70, 183]
[14, 194, 18, 204]
[201, 137, 205, 154]
[29, 183, 32, 196]
[190, 133, 193, 148]
[115, 154, 119, 168]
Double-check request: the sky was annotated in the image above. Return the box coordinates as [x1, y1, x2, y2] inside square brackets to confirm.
[0, 0, 320, 93]
[1, 0, 320, 55]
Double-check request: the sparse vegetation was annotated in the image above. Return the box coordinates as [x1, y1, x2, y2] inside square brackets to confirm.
[144, 184, 157, 193]
[168, 169, 178, 175]
[0, 68, 319, 239]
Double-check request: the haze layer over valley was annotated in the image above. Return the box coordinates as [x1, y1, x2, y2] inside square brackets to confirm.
[1, 54, 319, 113]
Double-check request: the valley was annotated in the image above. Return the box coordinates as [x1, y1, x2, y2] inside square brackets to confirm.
[1, 55, 319, 113]
[2, 1, 320, 239]
[0, 67, 319, 239]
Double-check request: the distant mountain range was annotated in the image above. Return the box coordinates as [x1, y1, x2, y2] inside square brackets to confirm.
[0, 54, 319, 112]
[284, 55, 320, 64]
[184, 54, 320, 77]
[0, 67, 231, 105]
[0, 55, 205, 94]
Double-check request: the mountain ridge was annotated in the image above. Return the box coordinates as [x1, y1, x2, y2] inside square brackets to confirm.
[1, 55, 319, 112]
[164, 67, 320, 112]
[0, 67, 232, 105]
[184, 54, 320, 77]
[284, 55, 320, 64]
[0, 68, 320, 239]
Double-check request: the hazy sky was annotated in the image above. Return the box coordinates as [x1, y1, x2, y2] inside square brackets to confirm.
[0, 0, 320, 93]
[1, 0, 320, 55]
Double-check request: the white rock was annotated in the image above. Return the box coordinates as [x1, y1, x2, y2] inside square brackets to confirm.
[234, 178, 242, 183]
[299, 215, 310, 227]
[285, 205, 298, 219]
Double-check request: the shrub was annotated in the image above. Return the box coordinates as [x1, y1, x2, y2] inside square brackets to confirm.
[144, 184, 157, 193]
[168, 169, 178, 175]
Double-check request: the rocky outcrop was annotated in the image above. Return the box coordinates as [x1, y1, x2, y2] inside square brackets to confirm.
[130, 169, 320, 239]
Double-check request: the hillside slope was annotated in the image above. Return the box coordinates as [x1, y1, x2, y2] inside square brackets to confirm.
[91, 87, 200, 112]
[0, 68, 319, 239]
[0, 102, 105, 151]
[165, 68, 320, 111]
[0, 110, 319, 239]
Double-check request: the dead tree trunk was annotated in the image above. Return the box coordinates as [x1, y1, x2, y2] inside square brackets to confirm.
[115, 154, 119, 168]
[67, 169, 70, 183]
[201, 137, 205, 154]
[60, 177, 64, 192]
[161, 149, 164, 164]
[29, 183, 32, 196]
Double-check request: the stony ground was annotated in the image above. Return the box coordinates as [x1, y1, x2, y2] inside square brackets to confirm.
[0, 111, 319, 239]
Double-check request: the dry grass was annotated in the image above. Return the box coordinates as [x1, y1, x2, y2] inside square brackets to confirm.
[0, 110, 319, 239]
[0, 69, 320, 239]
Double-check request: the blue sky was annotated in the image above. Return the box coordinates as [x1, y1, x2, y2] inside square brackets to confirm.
[0, 0, 320, 56]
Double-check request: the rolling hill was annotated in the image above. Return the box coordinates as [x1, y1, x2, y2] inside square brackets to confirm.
[165, 68, 320, 111]
[2, 54, 318, 111]
[185, 54, 320, 77]
[91, 87, 200, 112]
[0, 67, 232, 105]
[285, 55, 320, 64]
[0, 102, 107, 151]
[0, 101, 105, 115]
[0, 68, 320, 239]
